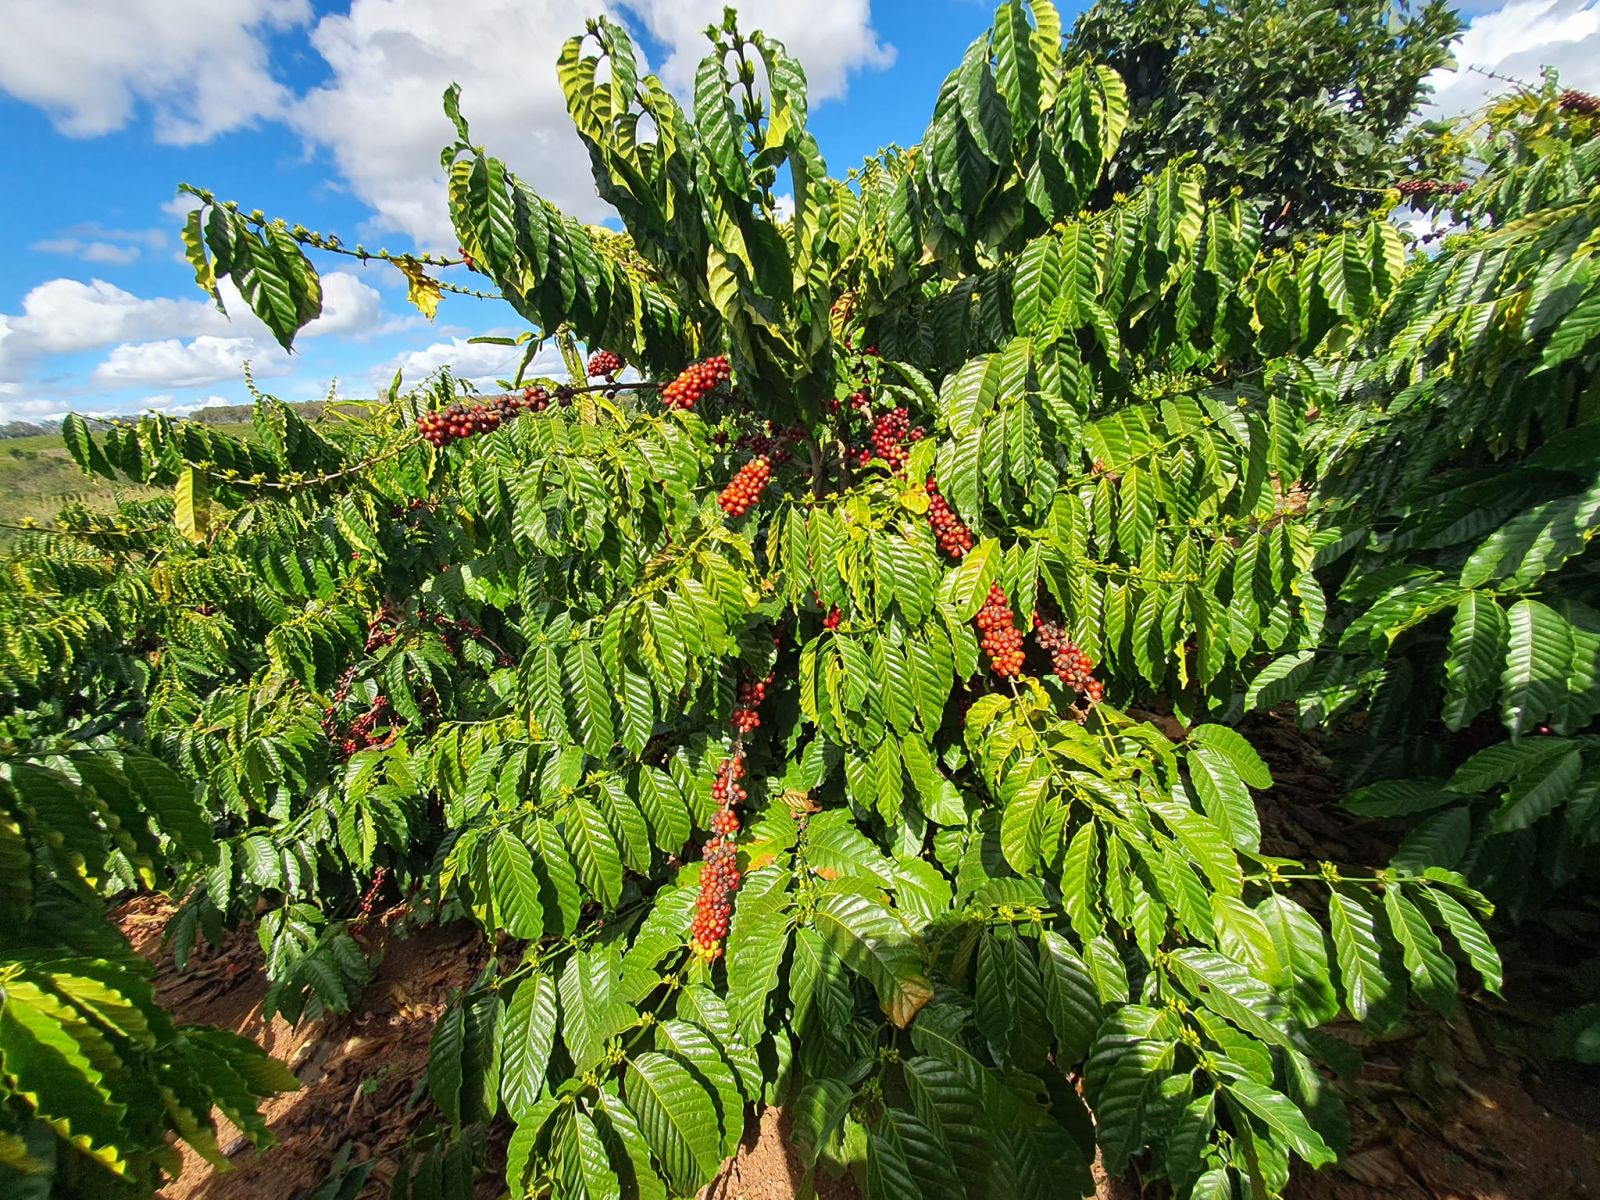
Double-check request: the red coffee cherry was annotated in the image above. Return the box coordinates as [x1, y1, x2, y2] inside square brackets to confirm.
[661, 355, 732, 411]
[1560, 89, 1600, 116]
[864, 406, 911, 472]
[975, 585, 1025, 677]
[925, 474, 974, 558]
[691, 752, 748, 960]
[1395, 179, 1470, 199]
[586, 349, 624, 378]
[719, 456, 771, 518]
[414, 399, 506, 447]
[1033, 613, 1105, 702]
[730, 672, 771, 733]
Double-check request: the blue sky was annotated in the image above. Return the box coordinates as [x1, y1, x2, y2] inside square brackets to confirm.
[1, 0, 1596, 423]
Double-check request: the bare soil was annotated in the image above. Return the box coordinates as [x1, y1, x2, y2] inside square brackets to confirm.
[125, 896, 489, 1199]
[123, 715, 1600, 1199]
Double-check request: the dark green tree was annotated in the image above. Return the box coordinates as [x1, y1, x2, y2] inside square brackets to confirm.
[1068, 0, 1461, 240]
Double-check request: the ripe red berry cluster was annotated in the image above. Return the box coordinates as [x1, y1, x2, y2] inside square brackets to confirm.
[859, 406, 921, 472]
[691, 752, 747, 960]
[416, 402, 503, 447]
[322, 694, 395, 758]
[364, 606, 398, 653]
[586, 349, 623, 378]
[719, 456, 771, 517]
[330, 665, 357, 706]
[386, 498, 429, 520]
[1394, 179, 1470, 199]
[822, 605, 842, 631]
[419, 608, 511, 664]
[1033, 614, 1104, 703]
[1560, 89, 1600, 116]
[352, 865, 390, 933]
[731, 672, 773, 732]
[661, 356, 731, 410]
[522, 386, 550, 412]
[736, 422, 804, 467]
[925, 474, 974, 558]
[975, 585, 1025, 677]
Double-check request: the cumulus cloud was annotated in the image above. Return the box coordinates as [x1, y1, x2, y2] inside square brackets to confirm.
[290, 0, 892, 247]
[299, 272, 393, 339]
[1426, 0, 1600, 118]
[0, 0, 892, 250]
[32, 240, 140, 265]
[0, 0, 312, 144]
[625, 0, 894, 101]
[0, 272, 388, 386]
[291, 0, 620, 249]
[0, 279, 224, 366]
[371, 335, 565, 391]
[92, 336, 289, 389]
[31, 224, 170, 265]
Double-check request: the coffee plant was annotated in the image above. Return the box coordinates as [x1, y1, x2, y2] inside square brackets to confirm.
[6, 3, 1598, 1198]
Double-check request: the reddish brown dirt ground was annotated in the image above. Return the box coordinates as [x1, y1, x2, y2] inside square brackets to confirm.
[124, 896, 489, 1200]
[123, 716, 1600, 1200]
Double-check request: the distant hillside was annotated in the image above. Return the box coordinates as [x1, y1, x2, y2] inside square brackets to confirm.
[0, 400, 333, 442]
[0, 421, 57, 439]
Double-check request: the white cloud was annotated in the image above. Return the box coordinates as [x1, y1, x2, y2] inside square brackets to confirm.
[0, 278, 224, 364]
[299, 272, 390, 339]
[163, 192, 206, 218]
[291, 0, 619, 249]
[32, 239, 141, 265]
[0, 0, 891, 255]
[290, 0, 892, 248]
[92, 336, 291, 389]
[1426, 0, 1600, 118]
[372, 335, 564, 391]
[0, 0, 312, 144]
[116, 394, 222, 417]
[30, 224, 169, 265]
[0, 395, 66, 424]
[0, 272, 389, 386]
[626, 0, 894, 102]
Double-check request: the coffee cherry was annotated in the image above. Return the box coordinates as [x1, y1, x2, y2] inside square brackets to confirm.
[719, 456, 771, 518]
[1394, 178, 1470, 200]
[975, 585, 1025, 677]
[730, 672, 772, 732]
[414, 399, 508, 447]
[522, 386, 550, 412]
[1560, 89, 1600, 116]
[822, 605, 842, 631]
[1033, 613, 1104, 702]
[586, 349, 624, 378]
[925, 474, 974, 558]
[661, 355, 732, 411]
[691, 752, 749, 960]
[865, 406, 912, 472]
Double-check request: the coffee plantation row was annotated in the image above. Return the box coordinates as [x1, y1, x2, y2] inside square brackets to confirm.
[3, 2, 1598, 1197]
